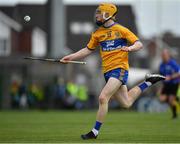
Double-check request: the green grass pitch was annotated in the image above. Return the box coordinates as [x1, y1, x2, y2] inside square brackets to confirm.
[0, 110, 180, 143]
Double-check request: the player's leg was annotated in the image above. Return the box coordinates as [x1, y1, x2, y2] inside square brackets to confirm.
[159, 94, 168, 102]
[81, 72, 165, 140]
[168, 95, 179, 119]
[158, 86, 168, 102]
[96, 77, 122, 122]
[166, 83, 179, 119]
[81, 77, 122, 140]
[113, 74, 166, 108]
[113, 85, 140, 108]
[158, 83, 178, 118]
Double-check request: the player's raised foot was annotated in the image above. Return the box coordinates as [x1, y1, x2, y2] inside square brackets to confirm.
[81, 131, 97, 140]
[145, 74, 165, 84]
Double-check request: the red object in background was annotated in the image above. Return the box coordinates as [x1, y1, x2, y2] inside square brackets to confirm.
[18, 29, 32, 54]
[11, 28, 32, 55]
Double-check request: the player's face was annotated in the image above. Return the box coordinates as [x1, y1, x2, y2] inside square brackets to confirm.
[95, 9, 102, 20]
[162, 49, 170, 62]
[94, 9, 104, 26]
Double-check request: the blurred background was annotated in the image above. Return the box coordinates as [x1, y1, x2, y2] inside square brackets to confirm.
[0, 0, 179, 112]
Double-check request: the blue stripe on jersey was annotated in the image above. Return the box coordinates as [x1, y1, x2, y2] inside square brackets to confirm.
[100, 38, 127, 51]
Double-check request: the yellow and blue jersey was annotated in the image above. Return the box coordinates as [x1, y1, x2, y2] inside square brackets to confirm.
[87, 23, 139, 73]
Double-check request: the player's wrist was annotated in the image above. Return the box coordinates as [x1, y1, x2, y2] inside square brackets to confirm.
[169, 75, 173, 80]
[70, 53, 76, 60]
[128, 46, 133, 52]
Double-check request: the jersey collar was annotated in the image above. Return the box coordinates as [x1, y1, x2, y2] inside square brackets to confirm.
[103, 22, 117, 28]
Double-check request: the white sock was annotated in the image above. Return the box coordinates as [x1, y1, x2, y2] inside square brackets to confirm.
[92, 128, 99, 136]
[145, 81, 152, 86]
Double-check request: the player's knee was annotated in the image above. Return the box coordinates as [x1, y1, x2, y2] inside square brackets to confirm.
[159, 95, 167, 102]
[122, 101, 132, 109]
[99, 95, 108, 105]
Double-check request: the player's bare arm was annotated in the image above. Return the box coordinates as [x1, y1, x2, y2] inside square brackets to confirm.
[60, 47, 93, 63]
[121, 41, 143, 52]
[165, 72, 180, 81]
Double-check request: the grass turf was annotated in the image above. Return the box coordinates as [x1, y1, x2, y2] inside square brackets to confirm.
[0, 110, 180, 143]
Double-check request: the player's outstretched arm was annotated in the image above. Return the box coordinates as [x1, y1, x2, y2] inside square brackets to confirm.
[121, 41, 143, 52]
[165, 72, 180, 81]
[60, 47, 93, 63]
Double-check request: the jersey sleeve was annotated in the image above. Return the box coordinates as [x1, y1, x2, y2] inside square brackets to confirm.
[87, 32, 99, 50]
[120, 26, 139, 44]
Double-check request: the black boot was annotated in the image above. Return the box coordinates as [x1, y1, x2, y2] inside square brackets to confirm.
[81, 131, 97, 140]
[145, 74, 165, 84]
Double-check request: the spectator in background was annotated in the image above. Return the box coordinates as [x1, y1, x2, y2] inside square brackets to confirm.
[53, 77, 66, 109]
[75, 84, 88, 109]
[65, 80, 78, 108]
[19, 82, 28, 109]
[10, 80, 20, 108]
[28, 83, 44, 108]
[159, 49, 180, 119]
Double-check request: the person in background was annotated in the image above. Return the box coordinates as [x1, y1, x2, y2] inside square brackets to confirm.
[159, 49, 180, 119]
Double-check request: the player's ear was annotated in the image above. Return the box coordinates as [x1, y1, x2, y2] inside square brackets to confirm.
[104, 12, 110, 19]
